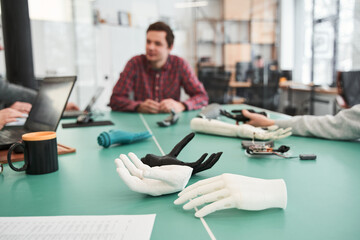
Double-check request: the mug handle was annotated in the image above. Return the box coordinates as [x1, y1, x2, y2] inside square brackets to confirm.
[7, 142, 28, 172]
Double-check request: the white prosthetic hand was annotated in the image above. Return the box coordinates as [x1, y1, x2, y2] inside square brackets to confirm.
[115, 152, 193, 196]
[174, 173, 287, 218]
[190, 118, 292, 140]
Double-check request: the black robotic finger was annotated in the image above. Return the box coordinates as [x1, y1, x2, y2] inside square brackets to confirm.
[141, 133, 196, 166]
[168, 132, 195, 157]
[219, 109, 234, 119]
[141, 154, 184, 167]
[186, 153, 208, 168]
[192, 153, 219, 175]
[220, 109, 248, 122]
[192, 152, 223, 175]
[192, 153, 216, 175]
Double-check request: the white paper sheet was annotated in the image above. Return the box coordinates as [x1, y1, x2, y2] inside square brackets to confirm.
[0, 214, 156, 240]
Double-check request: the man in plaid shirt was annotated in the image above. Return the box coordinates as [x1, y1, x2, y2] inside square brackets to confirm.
[110, 22, 208, 113]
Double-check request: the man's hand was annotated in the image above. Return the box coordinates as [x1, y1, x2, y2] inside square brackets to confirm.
[0, 108, 24, 130]
[65, 102, 80, 111]
[9, 101, 32, 114]
[242, 109, 275, 127]
[137, 99, 160, 113]
[159, 99, 185, 113]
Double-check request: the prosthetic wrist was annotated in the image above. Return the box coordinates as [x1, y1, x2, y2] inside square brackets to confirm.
[231, 176, 287, 210]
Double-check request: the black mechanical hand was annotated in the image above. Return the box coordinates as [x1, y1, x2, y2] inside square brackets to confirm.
[157, 109, 180, 127]
[141, 132, 222, 175]
[220, 109, 267, 123]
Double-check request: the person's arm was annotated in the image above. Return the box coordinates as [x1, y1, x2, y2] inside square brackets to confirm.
[274, 105, 360, 140]
[242, 109, 275, 127]
[159, 99, 185, 113]
[9, 101, 32, 113]
[109, 58, 143, 112]
[0, 79, 37, 104]
[65, 102, 80, 111]
[0, 108, 24, 130]
[180, 60, 208, 111]
[137, 99, 160, 114]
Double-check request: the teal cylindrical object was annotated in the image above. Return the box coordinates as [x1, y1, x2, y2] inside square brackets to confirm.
[97, 130, 151, 148]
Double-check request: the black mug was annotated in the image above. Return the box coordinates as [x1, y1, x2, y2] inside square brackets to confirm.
[7, 131, 58, 174]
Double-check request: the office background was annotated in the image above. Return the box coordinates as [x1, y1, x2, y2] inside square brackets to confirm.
[0, 0, 359, 114]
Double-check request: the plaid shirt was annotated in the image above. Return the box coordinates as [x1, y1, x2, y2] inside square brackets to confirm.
[110, 54, 208, 112]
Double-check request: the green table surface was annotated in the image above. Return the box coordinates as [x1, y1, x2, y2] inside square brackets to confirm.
[1, 105, 360, 239]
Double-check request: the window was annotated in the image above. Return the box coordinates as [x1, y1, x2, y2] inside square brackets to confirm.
[294, 0, 358, 86]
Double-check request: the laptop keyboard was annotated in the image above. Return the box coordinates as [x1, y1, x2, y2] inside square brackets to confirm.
[0, 128, 28, 144]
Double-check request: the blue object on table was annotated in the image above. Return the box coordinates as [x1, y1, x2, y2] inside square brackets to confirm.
[97, 130, 152, 148]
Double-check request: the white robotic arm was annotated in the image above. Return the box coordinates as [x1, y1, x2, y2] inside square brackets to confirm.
[190, 118, 292, 140]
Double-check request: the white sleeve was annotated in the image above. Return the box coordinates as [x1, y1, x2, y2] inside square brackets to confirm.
[274, 105, 360, 140]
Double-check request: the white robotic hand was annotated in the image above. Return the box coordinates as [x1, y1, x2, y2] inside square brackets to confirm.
[238, 124, 292, 140]
[115, 152, 193, 196]
[190, 118, 292, 140]
[174, 173, 287, 218]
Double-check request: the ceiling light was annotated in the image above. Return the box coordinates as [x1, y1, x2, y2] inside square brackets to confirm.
[175, 1, 208, 8]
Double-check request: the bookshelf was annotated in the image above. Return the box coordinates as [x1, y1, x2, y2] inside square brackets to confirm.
[194, 0, 279, 82]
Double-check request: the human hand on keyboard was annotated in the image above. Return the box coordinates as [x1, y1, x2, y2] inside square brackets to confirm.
[0, 108, 25, 130]
[9, 101, 32, 114]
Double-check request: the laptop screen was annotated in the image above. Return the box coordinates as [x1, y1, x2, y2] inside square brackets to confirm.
[25, 76, 76, 131]
[84, 86, 104, 112]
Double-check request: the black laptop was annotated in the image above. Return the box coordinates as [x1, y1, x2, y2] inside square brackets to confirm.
[62, 86, 104, 118]
[0, 76, 76, 150]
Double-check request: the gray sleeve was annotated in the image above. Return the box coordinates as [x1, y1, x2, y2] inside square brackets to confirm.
[0, 79, 37, 105]
[274, 105, 360, 140]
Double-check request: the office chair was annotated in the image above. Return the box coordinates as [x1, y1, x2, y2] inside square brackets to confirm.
[246, 62, 280, 111]
[235, 62, 252, 82]
[198, 67, 231, 104]
[336, 71, 360, 109]
[263, 64, 281, 111]
[245, 67, 264, 108]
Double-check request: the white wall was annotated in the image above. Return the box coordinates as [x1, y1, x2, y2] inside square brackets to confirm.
[31, 20, 76, 78]
[279, 0, 294, 71]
